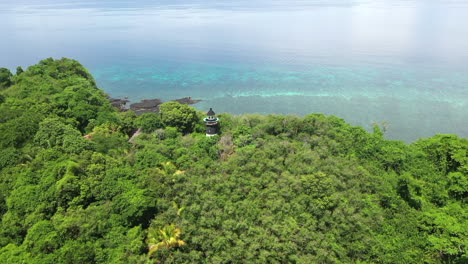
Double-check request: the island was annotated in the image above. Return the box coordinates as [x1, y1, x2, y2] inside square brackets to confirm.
[0, 58, 466, 264]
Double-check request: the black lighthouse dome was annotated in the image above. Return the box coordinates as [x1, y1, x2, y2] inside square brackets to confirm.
[207, 108, 215, 117]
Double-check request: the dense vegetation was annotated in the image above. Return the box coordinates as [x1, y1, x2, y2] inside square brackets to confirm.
[0, 58, 466, 263]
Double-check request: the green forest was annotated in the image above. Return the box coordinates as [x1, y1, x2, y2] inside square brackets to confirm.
[0, 58, 466, 263]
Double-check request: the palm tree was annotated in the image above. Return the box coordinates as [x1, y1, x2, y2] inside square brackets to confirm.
[147, 224, 186, 257]
[157, 162, 184, 177]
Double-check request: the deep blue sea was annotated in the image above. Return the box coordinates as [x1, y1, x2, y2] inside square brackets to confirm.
[2, 0, 468, 141]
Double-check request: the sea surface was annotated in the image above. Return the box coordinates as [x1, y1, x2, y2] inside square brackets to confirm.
[2, 0, 468, 141]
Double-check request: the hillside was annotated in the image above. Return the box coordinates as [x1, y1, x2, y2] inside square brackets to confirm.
[0, 58, 466, 263]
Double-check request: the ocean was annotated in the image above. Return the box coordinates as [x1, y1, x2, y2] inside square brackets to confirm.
[2, 0, 468, 141]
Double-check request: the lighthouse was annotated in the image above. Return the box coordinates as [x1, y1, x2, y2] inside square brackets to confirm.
[203, 108, 219, 136]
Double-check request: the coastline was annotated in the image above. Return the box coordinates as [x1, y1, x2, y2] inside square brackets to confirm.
[191, 94, 468, 143]
[108, 92, 468, 143]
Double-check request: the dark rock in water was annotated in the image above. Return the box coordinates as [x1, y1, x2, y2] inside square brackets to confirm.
[171, 96, 202, 105]
[109, 98, 130, 111]
[130, 99, 162, 109]
[130, 99, 163, 114]
[114, 96, 202, 115]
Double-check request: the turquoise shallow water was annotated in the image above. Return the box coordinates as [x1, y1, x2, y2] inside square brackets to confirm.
[89, 60, 468, 141]
[2, 0, 468, 141]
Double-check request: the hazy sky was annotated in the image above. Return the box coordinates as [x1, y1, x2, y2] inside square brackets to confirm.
[2, 0, 468, 69]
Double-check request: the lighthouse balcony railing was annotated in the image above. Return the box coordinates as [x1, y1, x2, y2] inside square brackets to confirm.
[204, 117, 219, 122]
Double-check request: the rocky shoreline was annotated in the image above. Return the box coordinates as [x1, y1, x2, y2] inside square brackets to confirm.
[109, 96, 202, 115]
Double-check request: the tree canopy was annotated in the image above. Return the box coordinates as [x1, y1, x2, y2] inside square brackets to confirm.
[159, 101, 199, 134]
